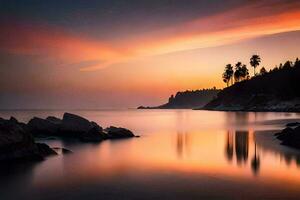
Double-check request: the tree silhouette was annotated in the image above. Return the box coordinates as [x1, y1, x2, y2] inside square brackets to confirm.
[283, 61, 292, 69]
[240, 64, 250, 80]
[222, 72, 230, 87]
[222, 64, 234, 86]
[295, 58, 300, 68]
[234, 62, 242, 82]
[260, 67, 267, 75]
[250, 54, 261, 76]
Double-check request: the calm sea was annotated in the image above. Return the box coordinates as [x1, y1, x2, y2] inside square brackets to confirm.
[1, 109, 300, 200]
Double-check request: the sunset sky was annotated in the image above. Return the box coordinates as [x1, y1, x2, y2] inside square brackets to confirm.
[1, 0, 300, 109]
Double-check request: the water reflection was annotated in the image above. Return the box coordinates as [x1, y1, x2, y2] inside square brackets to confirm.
[225, 129, 261, 175]
[251, 143, 260, 176]
[1, 110, 300, 200]
[225, 131, 234, 162]
[235, 131, 249, 164]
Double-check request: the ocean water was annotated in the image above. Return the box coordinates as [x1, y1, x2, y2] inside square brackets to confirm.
[1, 109, 300, 200]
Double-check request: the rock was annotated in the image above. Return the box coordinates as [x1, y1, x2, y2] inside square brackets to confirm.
[28, 117, 60, 136]
[24, 113, 136, 143]
[61, 113, 94, 135]
[46, 116, 62, 124]
[275, 126, 300, 149]
[80, 126, 107, 142]
[90, 121, 103, 132]
[9, 117, 19, 124]
[105, 126, 135, 139]
[275, 127, 294, 140]
[0, 118, 56, 162]
[286, 122, 300, 127]
[36, 143, 57, 157]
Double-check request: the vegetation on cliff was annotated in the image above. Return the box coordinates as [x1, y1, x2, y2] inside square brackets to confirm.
[203, 57, 300, 112]
[138, 88, 220, 109]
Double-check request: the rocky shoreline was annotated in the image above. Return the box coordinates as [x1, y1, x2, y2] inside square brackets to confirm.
[0, 113, 137, 162]
[0, 117, 57, 162]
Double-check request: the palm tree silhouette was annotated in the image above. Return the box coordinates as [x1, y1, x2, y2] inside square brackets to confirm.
[222, 64, 234, 86]
[240, 64, 249, 80]
[226, 64, 234, 85]
[250, 55, 261, 76]
[234, 62, 242, 82]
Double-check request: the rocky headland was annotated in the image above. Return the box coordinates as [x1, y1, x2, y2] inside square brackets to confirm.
[202, 60, 300, 112]
[138, 88, 220, 109]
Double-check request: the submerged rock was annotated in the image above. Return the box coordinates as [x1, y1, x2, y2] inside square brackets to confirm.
[0, 118, 56, 162]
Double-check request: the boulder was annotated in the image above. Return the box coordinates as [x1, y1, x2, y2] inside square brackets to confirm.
[91, 121, 103, 132]
[24, 113, 136, 143]
[28, 117, 60, 136]
[46, 116, 62, 124]
[80, 126, 107, 142]
[9, 117, 19, 124]
[0, 118, 56, 162]
[275, 126, 300, 149]
[61, 113, 94, 135]
[105, 126, 135, 139]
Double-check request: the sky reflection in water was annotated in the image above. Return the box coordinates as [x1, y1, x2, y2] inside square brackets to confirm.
[1, 110, 300, 200]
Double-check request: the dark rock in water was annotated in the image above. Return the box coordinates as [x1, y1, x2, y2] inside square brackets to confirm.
[24, 112, 136, 142]
[61, 113, 95, 135]
[46, 116, 62, 124]
[90, 121, 103, 132]
[9, 117, 19, 124]
[275, 127, 294, 139]
[28, 117, 60, 136]
[36, 143, 57, 157]
[275, 126, 300, 149]
[80, 126, 107, 142]
[0, 118, 56, 162]
[286, 122, 300, 127]
[105, 126, 135, 139]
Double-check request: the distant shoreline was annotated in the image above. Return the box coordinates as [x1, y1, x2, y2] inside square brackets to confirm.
[196, 107, 300, 113]
[138, 106, 300, 113]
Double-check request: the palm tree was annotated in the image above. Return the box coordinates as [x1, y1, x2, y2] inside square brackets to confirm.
[234, 62, 242, 82]
[225, 64, 234, 85]
[222, 64, 234, 87]
[222, 72, 230, 87]
[240, 64, 249, 81]
[250, 55, 261, 76]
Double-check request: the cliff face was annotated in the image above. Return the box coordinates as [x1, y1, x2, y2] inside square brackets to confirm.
[203, 64, 300, 112]
[139, 88, 220, 109]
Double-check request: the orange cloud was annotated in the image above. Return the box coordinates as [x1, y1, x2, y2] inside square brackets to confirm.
[125, 1, 300, 57]
[1, 1, 300, 71]
[0, 22, 133, 69]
